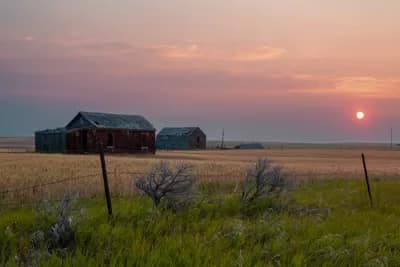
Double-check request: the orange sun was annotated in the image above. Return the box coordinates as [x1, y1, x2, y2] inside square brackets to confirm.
[356, 111, 365, 120]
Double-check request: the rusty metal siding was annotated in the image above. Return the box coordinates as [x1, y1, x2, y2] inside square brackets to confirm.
[35, 128, 66, 153]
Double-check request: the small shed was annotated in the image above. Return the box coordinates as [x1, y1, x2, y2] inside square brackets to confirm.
[234, 143, 264, 150]
[65, 111, 156, 154]
[156, 127, 206, 150]
[35, 128, 66, 153]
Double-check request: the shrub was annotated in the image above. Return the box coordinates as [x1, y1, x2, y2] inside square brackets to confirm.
[15, 194, 83, 266]
[135, 161, 196, 208]
[241, 158, 289, 202]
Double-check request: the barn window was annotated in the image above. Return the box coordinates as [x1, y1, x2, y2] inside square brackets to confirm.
[197, 136, 201, 144]
[107, 132, 114, 147]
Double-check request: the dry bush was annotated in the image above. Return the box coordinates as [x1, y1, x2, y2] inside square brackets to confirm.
[15, 194, 83, 266]
[38, 194, 80, 252]
[241, 158, 289, 202]
[135, 161, 196, 207]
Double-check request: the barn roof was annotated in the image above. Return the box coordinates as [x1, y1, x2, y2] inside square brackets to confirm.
[35, 127, 66, 134]
[67, 111, 155, 130]
[158, 127, 201, 136]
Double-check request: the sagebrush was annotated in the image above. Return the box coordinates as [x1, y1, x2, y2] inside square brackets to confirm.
[135, 161, 196, 207]
[241, 158, 289, 202]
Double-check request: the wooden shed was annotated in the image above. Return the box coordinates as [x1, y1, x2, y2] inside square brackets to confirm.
[234, 143, 264, 150]
[156, 127, 206, 150]
[35, 128, 66, 153]
[65, 111, 156, 154]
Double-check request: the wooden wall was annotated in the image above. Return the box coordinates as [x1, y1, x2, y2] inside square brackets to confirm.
[66, 129, 155, 154]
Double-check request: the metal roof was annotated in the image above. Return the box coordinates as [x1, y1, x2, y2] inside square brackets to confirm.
[157, 127, 201, 136]
[35, 127, 66, 134]
[69, 111, 155, 130]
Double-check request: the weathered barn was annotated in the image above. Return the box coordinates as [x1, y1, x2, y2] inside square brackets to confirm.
[35, 128, 66, 153]
[156, 127, 206, 150]
[65, 112, 156, 154]
[234, 143, 264, 150]
[35, 111, 156, 154]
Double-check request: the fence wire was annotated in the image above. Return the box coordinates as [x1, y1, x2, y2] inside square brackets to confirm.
[0, 174, 99, 196]
[0, 165, 353, 210]
[0, 170, 346, 197]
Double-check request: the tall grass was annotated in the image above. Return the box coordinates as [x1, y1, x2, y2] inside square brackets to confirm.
[1, 179, 400, 266]
[1, 149, 400, 203]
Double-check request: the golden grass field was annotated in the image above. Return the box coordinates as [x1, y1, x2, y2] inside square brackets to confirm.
[1, 146, 400, 204]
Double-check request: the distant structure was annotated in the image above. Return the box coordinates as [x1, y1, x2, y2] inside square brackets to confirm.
[234, 143, 264, 150]
[35, 127, 66, 153]
[156, 127, 206, 150]
[35, 111, 156, 154]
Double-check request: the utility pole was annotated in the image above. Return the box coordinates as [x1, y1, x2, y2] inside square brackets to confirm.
[221, 128, 225, 150]
[390, 127, 393, 149]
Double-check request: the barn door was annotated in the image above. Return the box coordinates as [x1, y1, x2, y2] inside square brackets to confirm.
[196, 135, 201, 149]
[81, 130, 88, 150]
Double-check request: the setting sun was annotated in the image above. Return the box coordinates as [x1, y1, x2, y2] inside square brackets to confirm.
[356, 111, 365, 120]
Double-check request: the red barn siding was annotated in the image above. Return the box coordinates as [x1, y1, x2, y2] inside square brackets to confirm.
[66, 129, 155, 154]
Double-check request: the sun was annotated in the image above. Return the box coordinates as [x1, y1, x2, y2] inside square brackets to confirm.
[356, 111, 365, 120]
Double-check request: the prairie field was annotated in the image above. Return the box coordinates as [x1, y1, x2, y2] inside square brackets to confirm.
[1, 147, 400, 202]
[1, 147, 400, 266]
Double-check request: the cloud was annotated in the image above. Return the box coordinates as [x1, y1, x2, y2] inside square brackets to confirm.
[232, 46, 287, 62]
[147, 44, 286, 62]
[24, 36, 34, 42]
[279, 75, 400, 99]
[77, 41, 133, 52]
[335, 76, 400, 98]
[147, 44, 200, 59]
[0, 64, 333, 104]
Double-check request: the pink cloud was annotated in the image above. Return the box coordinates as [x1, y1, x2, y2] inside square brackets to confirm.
[232, 46, 287, 62]
[24, 36, 34, 42]
[335, 76, 400, 98]
[147, 44, 200, 59]
[146, 43, 286, 62]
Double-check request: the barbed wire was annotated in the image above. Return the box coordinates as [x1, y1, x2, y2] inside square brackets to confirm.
[0, 174, 99, 195]
[0, 170, 357, 197]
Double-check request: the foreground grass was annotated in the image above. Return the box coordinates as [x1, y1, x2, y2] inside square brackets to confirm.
[1, 179, 400, 266]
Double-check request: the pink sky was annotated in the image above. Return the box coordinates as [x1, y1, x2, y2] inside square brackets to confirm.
[0, 0, 399, 142]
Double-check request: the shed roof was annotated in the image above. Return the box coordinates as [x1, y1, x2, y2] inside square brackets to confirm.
[158, 127, 202, 136]
[66, 111, 155, 130]
[35, 127, 66, 134]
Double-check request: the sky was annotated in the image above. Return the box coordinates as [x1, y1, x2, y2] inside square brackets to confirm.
[0, 0, 400, 142]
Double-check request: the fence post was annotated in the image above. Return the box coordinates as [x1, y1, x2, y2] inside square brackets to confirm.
[361, 153, 373, 207]
[98, 142, 112, 216]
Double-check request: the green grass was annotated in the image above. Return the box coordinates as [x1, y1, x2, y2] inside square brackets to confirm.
[1, 179, 400, 266]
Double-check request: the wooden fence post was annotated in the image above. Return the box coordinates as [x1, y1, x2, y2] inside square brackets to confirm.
[98, 142, 112, 216]
[361, 153, 373, 207]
